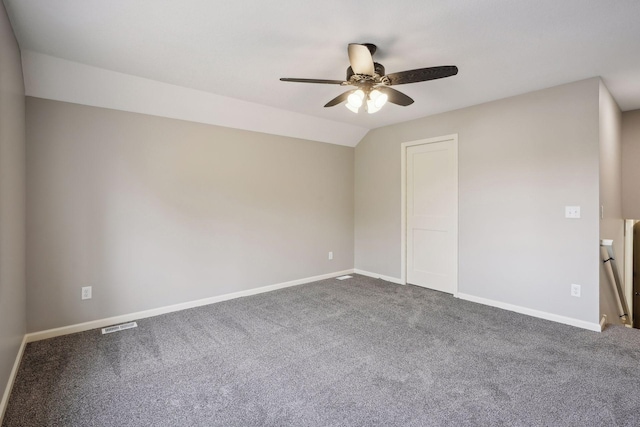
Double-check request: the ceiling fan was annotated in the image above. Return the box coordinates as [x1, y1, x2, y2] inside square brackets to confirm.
[280, 43, 458, 114]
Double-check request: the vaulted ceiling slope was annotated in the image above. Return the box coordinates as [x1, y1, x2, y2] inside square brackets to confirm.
[5, 0, 640, 146]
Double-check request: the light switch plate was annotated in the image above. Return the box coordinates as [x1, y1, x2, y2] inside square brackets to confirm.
[565, 206, 581, 219]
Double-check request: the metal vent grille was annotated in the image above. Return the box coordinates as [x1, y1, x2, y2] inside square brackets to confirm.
[336, 275, 352, 280]
[101, 322, 138, 334]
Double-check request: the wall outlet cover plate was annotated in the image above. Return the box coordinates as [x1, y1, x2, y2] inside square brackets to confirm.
[565, 206, 581, 219]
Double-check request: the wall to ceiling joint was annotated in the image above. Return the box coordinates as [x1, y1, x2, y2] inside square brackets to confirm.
[21, 51, 369, 147]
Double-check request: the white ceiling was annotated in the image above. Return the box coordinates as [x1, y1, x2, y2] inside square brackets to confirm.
[5, 0, 640, 131]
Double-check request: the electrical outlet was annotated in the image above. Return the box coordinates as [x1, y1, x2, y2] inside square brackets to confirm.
[328, 251, 333, 260]
[82, 286, 92, 300]
[570, 284, 581, 297]
[565, 206, 581, 219]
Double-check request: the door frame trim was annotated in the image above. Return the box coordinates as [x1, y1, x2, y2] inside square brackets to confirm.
[401, 134, 459, 296]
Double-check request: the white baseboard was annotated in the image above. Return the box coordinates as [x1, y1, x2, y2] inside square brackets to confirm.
[457, 292, 602, 332]
[353, 269, 404, 285]
[0, 335, 27, 425]
[26, 269, 355, 343]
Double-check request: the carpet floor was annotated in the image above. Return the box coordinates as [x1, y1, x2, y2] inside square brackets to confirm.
[3, 274, 640, 426]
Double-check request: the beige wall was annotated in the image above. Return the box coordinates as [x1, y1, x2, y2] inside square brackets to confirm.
[0, 1, 26, 414]
[26, 98, 354, 332]
[622, 109, 640, 219]
[598, 82, 624, 325]
[355, 78, 601, 324]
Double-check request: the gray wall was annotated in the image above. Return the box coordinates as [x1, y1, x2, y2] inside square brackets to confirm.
[622, 109, 640, 219]
[0, 0, 26, 412]
[355, 78, 601, 324]
[26, 98, 354, 332]
[598, 82, 624, 325]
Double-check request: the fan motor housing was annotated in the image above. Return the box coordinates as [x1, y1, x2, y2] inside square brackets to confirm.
[346, 62, 385, 80]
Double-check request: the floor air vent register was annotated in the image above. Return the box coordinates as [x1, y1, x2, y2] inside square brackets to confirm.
[101, 322, 138, 334]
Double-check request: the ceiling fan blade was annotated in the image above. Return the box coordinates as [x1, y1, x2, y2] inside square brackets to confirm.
[376, 86, 414, 106]
[348, 44, 375, 75]
[386, 66, 458, 85]
[280, 78, 345, 84]
[324, 90, 353, 107]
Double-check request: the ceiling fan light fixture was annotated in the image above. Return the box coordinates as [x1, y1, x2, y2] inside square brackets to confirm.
[347, 90, 364, 107]
[369, 89, 388, 108]
[366, 89, 388, 114]
[280, 43, 457, 114]
[366, 98, 380, 114]
[346, 103, 360, 113]
[346, 89, 365, 113]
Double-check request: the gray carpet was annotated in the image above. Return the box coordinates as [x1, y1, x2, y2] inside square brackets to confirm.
[3, 274, 640, 426]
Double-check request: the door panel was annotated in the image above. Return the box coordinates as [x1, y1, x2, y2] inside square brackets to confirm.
[406, 140, 457, 294]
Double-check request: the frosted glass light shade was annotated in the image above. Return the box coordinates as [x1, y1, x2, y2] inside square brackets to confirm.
[346, 89, 365, 113]
[366, 89, 388, 114]
[346, 103, 360, 113]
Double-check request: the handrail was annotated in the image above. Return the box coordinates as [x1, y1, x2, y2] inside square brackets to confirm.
[601, 239, 630, 325]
